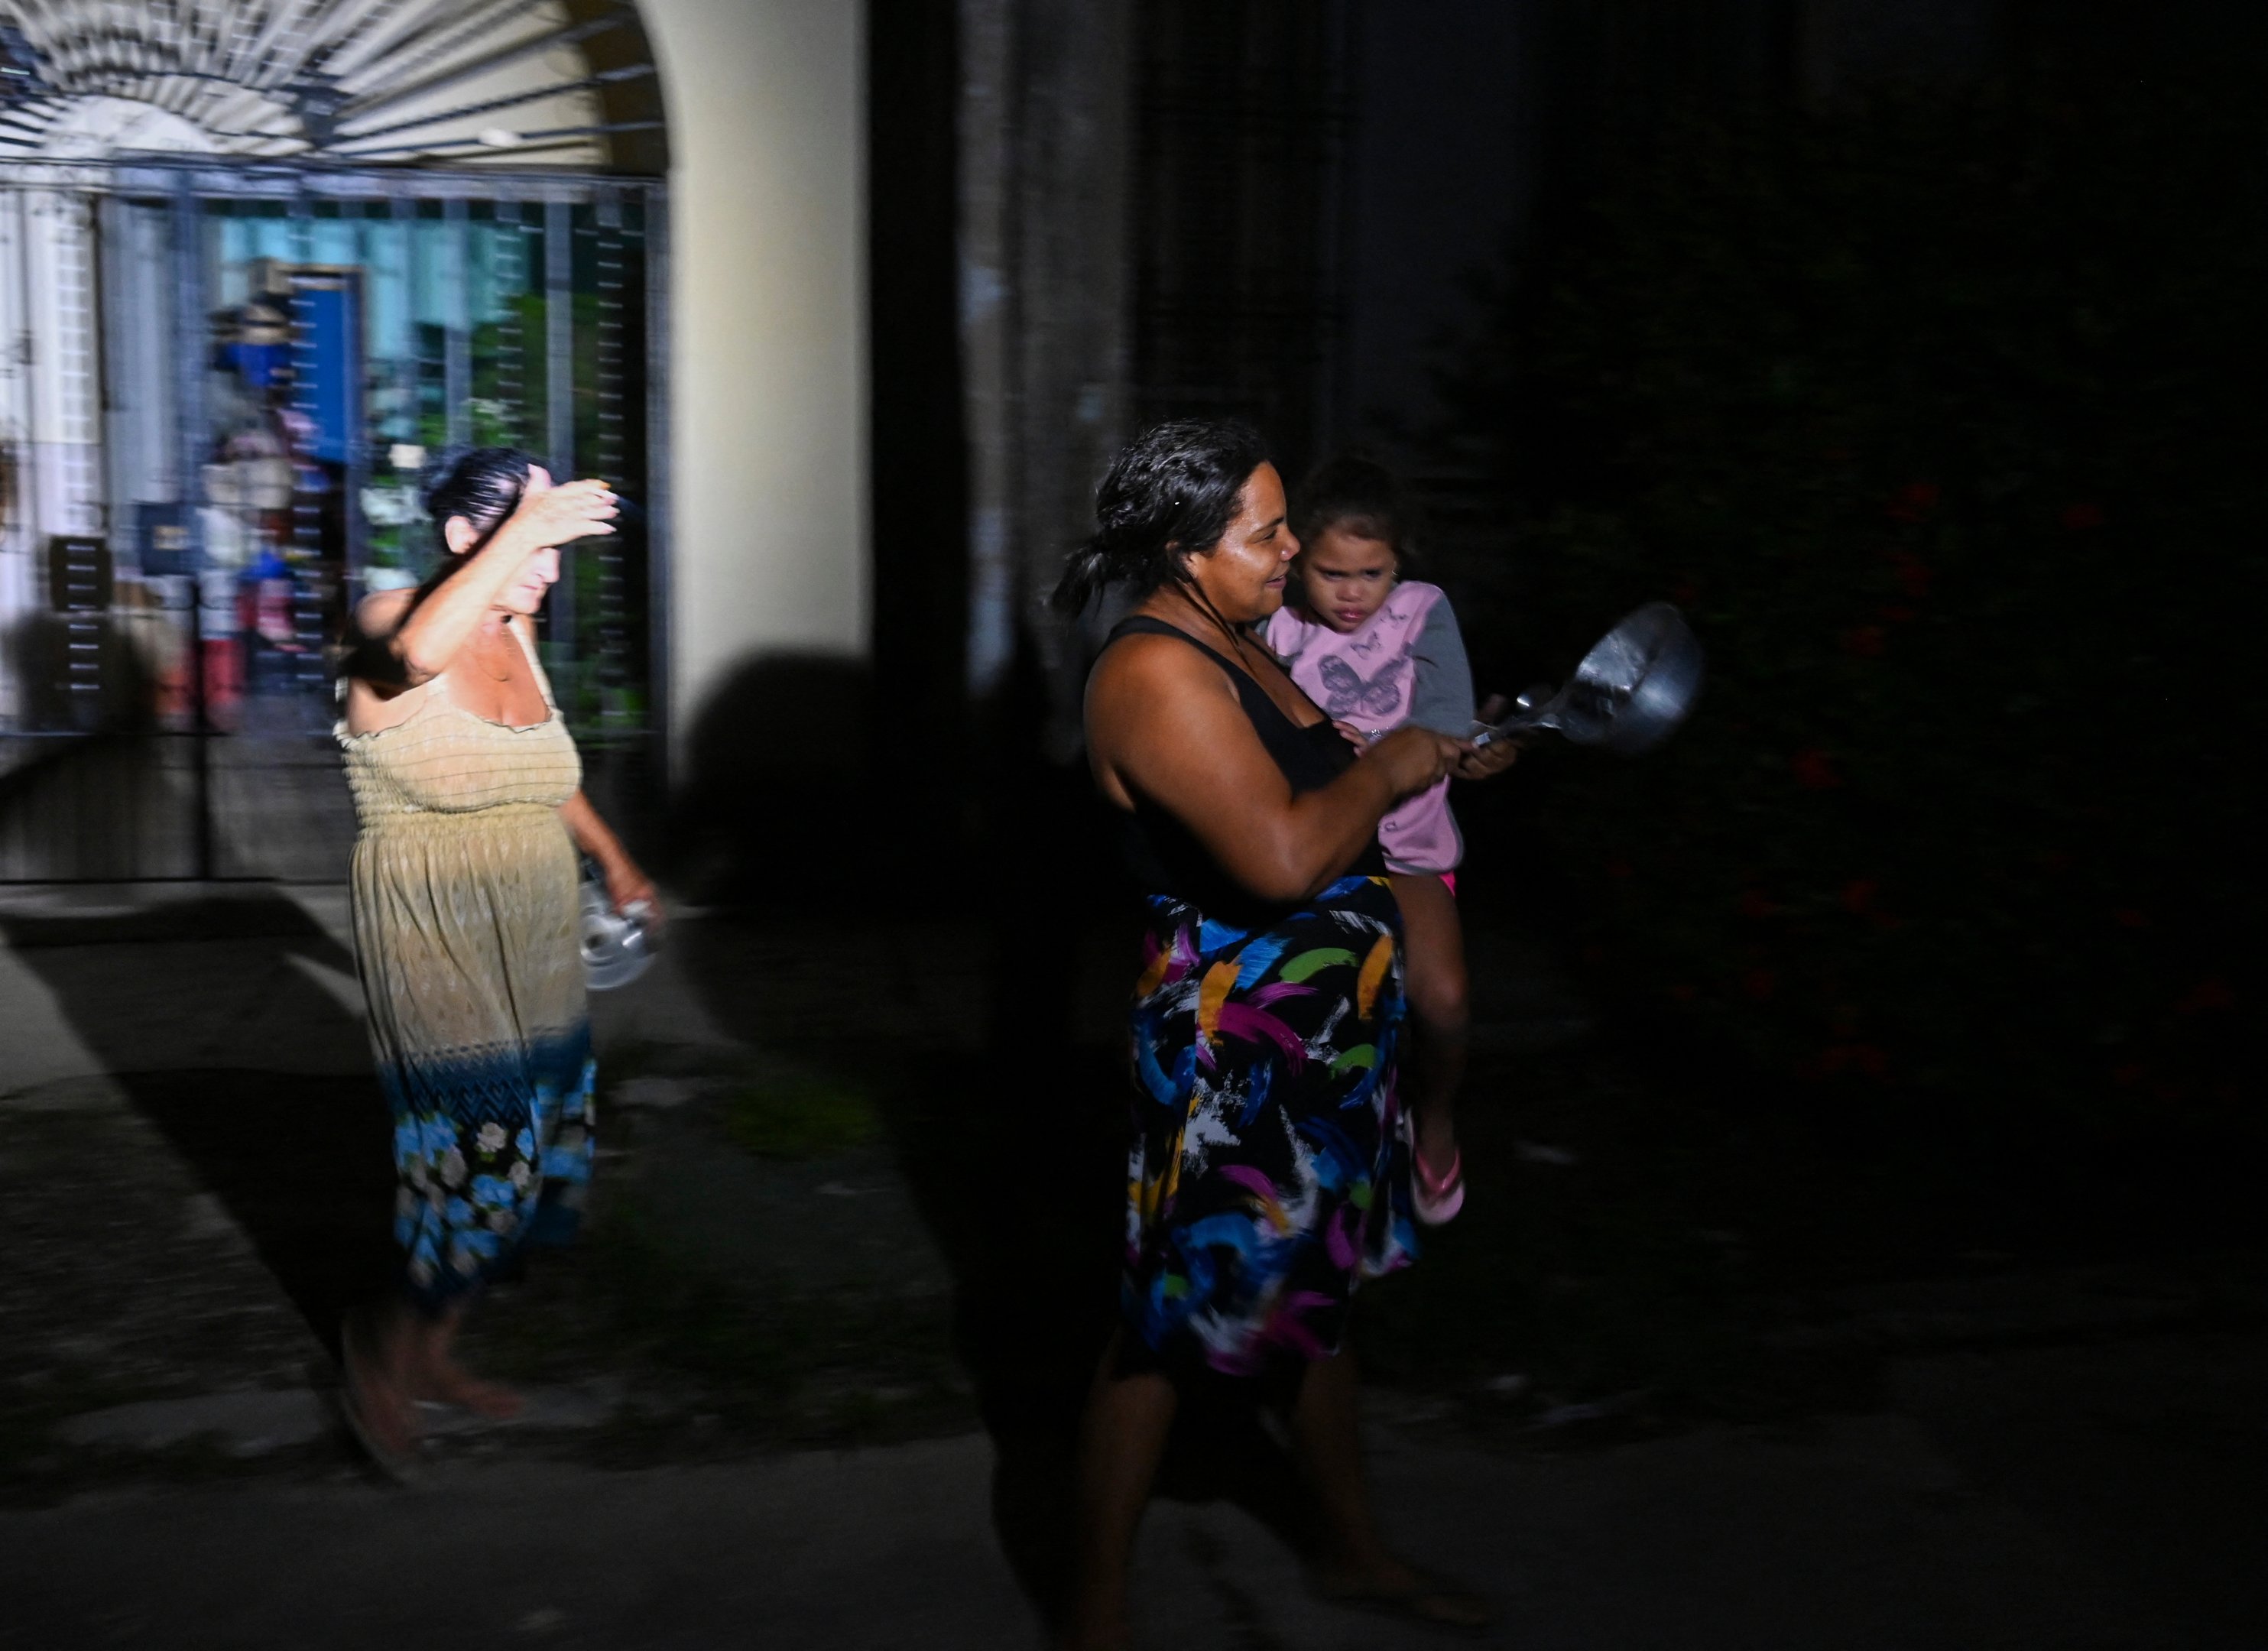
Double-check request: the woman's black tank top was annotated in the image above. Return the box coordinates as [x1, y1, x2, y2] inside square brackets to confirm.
[1103, 614, 1385, 920]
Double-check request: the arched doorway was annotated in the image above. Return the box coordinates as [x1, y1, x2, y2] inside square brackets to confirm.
[0, 2, 668, 879]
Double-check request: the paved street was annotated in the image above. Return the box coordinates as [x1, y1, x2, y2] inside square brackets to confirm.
[6, 1344, 2267, 1649]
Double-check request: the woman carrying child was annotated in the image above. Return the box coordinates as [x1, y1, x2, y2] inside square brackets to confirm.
[1264, 454, 1504, 1224]
[1061, 423, 1515, 1648]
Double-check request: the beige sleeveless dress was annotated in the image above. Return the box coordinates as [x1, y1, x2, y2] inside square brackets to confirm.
[339, 622, 595, 1309]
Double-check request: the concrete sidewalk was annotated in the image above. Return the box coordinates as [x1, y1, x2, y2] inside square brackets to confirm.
[2, 883, 2262, 1649]
[0, 881, 725, 1093]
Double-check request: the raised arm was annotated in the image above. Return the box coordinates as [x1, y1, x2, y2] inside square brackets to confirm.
[1089, 636, 1458, 904]
[351, 476, 616, 691]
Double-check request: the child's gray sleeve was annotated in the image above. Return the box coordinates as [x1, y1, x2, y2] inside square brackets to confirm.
[1409, 602, 1477, 735]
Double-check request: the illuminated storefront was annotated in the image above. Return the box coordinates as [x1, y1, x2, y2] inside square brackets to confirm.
[0, 2, 667, 874]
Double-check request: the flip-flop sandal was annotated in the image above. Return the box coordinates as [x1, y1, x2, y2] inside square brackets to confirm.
[337, 1315, 422, 1483]
[1312, 1566, 1492, 1634]
[1412, 1144, 1466, 1226]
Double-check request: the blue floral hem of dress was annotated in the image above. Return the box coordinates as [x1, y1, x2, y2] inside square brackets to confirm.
[381, 1023, 595, 1312]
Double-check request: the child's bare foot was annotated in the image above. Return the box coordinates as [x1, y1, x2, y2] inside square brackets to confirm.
[1413, 1108, 1458, 1174]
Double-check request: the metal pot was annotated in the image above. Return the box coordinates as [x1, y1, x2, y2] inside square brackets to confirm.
[579, 863, 658, 991]
[1476, 602, 1704, 756]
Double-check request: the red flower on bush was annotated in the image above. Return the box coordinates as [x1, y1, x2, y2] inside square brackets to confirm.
[1888, 553, 1934, 598]
[1841, 878, 1878, 914]
[2059, 501, 2105, 530]
[1741, 968, 1777, 1001]
[1804, 1042, 1890, 1082]
[1605, 858, 1634, 880]
[1791, 749, 1841, 789]
[1669, 982, 1698, 1002]
[1738, 888, 1779, 920]
[1839, 624, 1887, 658]
[1887, 481, 1940, 522]
[2175, 977, 2234, 1014]
[2113, 908, 2150, 929]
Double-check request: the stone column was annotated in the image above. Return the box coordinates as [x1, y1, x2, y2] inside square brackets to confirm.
[958, 0, 1135, 761]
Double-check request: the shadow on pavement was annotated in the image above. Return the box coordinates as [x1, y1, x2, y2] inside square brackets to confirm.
[0, 892, 395, 1358]
[667, 896, 1328, 1632]
[854, 1053, 1329, 1634]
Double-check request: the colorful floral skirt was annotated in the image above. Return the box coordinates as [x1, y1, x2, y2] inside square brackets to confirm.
[1123, 874, 1417, 1377]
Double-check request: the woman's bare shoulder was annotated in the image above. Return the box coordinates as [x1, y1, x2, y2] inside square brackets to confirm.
[1087, 629, 1252, 764]
[352, 585, 417, 641]
[1091, 627, 1229, 695]
[342, 586, 424, 699]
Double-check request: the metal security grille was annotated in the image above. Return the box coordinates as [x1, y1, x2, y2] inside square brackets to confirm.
[0, 157, 669, 881]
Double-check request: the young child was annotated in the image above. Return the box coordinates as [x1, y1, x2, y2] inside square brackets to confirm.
[1264, 454, 1495, 1224]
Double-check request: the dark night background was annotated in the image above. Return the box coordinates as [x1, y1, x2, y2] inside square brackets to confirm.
[863, 0, 2265, 1317]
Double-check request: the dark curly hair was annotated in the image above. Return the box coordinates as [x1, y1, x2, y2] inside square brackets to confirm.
[1051, 418, 1274, 615]
[420, 446, 534, 556]
[1290, 451, 1419, 568]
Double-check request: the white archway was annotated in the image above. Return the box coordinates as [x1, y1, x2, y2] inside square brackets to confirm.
[0, 2, 661, 170]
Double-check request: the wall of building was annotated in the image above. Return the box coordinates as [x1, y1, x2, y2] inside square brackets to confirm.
[638, 0, 869, 764]
[0, 187, 107, 728]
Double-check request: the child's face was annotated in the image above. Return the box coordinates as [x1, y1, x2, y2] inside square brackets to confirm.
[1299, 525, 1398, 633]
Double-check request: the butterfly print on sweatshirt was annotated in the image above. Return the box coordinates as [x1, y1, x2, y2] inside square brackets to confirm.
[1318, 654, 1407, 718]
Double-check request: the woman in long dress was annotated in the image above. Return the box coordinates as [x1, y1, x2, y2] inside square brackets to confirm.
[335, 448, 657, 1467]
[1058, 420, 1513, 1646]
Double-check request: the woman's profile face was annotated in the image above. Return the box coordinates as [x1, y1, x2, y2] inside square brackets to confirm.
[497, 543, 560, 615]
[1188, 462, 1299, 624]
[440, 464, 557, 615]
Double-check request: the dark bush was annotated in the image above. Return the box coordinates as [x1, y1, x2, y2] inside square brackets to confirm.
[1432, 71, 2265, 1164]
